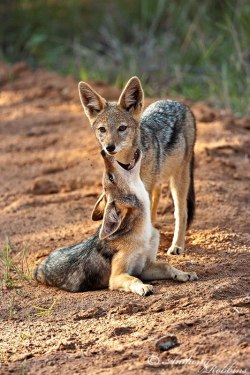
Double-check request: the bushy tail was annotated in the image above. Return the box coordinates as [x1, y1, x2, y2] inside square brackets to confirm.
[187, 152, 195, 228]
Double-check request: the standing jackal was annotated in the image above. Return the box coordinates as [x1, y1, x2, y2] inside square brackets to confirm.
[78, 77, 196, 255]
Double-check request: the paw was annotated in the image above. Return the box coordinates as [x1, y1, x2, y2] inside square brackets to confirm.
[173, 271, 198, 282]
[167, 246, 184, 255]
[130, 282, 154, 296]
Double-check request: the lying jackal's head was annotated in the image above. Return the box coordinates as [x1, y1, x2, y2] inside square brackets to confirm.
[92, 149, 144, 240]
[78, 77, 144, 164]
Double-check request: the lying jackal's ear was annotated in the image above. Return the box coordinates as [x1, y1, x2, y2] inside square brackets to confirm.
[92, 192, 107, 221]
[118, 76, 144, 120]
[78, 82, 107, 124]
[99, 202, 124, 240]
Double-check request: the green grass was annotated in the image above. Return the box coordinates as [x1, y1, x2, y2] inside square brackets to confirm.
[0, 0, 249, 115]
[0, 239, 33, 290]
[0, 239, 60, 322]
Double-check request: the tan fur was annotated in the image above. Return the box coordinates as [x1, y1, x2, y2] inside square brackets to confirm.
[151, 183, 161, 223]
[91, 151, 197, 296]
[79, 76, 196, 255]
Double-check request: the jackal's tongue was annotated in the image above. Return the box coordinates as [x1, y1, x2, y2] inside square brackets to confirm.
[116, 149, 140, 170]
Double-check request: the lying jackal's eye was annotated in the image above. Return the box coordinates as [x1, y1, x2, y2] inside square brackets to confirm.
[99, 127, 106, 133]
[108, 173, 114, 183]
[118, 125, 127, 132]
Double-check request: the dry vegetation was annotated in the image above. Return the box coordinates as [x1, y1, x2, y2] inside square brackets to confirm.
[0, 62, 249, 374]
[1, 0, 249, 114]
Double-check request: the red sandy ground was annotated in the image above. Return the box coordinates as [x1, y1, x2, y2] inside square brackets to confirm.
[0, 63, 249, 375]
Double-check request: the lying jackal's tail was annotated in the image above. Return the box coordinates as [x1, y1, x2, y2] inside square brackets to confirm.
[187, 152, 195, 228]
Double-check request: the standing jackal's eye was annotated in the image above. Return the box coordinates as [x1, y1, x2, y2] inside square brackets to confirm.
[99, 127, 106, 133]
[118, 125, 127, 132]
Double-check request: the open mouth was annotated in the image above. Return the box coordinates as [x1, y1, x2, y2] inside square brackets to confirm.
[116, 149, 141, 170]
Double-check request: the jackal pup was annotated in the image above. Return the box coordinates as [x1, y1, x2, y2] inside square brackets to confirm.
[78, 77, 196, 255]
[34, 150, 197, 295]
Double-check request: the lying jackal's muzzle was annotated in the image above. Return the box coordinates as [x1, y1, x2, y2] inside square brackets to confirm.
[101, 149, 115, 172]
[116, 148, 141, 171]
[101, 148, 141, 171]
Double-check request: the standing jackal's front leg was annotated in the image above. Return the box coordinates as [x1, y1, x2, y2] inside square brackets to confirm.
[167, 164, 190, 255]
[151, 182, 161, 224]
[140, 261, 198, 282]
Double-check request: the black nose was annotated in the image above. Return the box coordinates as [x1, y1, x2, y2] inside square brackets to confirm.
[106, 144, 116, 153]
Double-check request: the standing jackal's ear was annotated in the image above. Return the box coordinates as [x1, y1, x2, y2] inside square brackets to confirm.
[78, 82, 107, 124]
[99, 202, 125, 240]
[118, 76, 144, 120]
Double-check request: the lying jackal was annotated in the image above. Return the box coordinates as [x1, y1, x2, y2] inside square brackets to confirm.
[34, 150, 197, 295]
[78, 77, 196, 255]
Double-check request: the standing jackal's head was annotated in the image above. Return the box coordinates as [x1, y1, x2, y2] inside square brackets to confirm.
[78, 77, 144, 164]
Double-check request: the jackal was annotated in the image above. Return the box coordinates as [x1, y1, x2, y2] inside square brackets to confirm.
[78, 77, 196, 255]
[34, 150, 197, 295]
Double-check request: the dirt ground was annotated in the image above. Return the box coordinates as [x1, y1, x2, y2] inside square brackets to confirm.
[0, 62, 249, 375]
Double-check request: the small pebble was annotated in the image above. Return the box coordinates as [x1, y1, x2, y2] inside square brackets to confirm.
[155, 335, 180, 351]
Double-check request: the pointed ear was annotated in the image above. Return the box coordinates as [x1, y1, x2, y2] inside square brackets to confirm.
[99, 202, 125, 240]
[118, 76, 144, 120]
[78, 82, 107, 124]
[91, 192, 107, 221]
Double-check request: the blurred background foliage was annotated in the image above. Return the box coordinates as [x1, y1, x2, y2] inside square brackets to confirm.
[0, 0, 249, 115]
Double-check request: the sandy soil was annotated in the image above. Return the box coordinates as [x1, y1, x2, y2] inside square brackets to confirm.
[0, 62, 249, 375]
